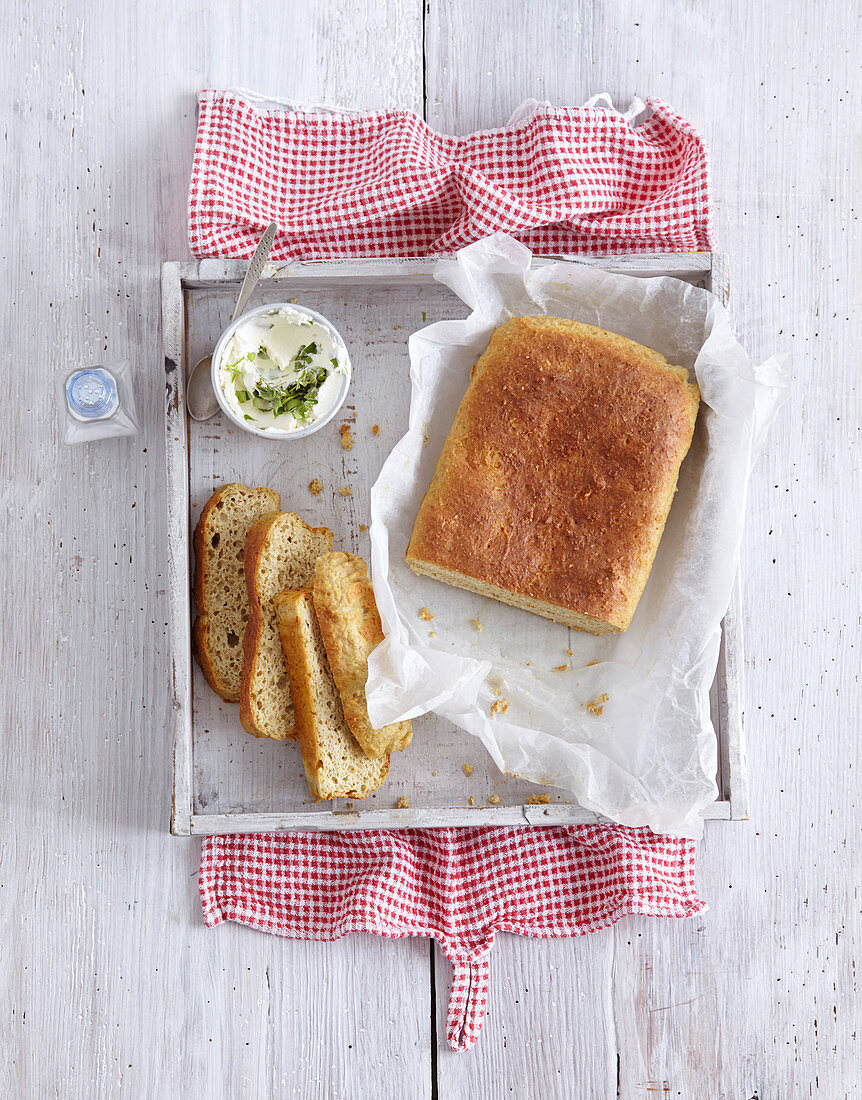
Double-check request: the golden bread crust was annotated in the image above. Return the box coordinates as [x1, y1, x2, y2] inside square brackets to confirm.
[192, 483, 281, 701]
[274, 588, 389, 800]
[406, 316, 700, 633]
[239, 511, 334, 739]
[312, 552, 412, 758]
[273, 589, 323, 792]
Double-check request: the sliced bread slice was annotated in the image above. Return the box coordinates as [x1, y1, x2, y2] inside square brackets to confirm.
[274, 588, 390, 800]
[240, 512, 334, 740]
[312, 551, 412, 758]
[192, 483, 281, 702]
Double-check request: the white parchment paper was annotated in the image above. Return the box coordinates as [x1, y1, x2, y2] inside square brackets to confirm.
[366, 234, 789, 837]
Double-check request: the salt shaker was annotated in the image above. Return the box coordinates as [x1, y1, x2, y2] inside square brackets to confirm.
[59, 360, 140, 443]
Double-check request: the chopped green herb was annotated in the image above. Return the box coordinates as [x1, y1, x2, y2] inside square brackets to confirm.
[422, 311, 426, 321]
[228, 335, 331, 425]
[290, 342, 318, 372]
[242, 362, 328, 423]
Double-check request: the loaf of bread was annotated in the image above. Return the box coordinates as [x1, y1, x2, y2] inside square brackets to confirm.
[192, 483, 281, 701]
[240, 512, 334, 740]
[406, 316, 700, 634]
[312, 551, 412, 759]
[274, 588, 390, 800]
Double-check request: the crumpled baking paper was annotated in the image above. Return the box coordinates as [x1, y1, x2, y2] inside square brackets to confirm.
[366, 233, 788, 837]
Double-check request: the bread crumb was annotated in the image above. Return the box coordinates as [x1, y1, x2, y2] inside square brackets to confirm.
[339, 428, 355, 450]
[587, 659, 599, 667]
[338, 486, 353, 496]
[429, 631, 436, 638]
[472, 619, 484, 632]
[553, 664, 567, 672]
[359, 523, 367, 532]
[308, 478, 323, 496]
[418, 606, 434, 621]
[565, 649, 573, 656]
[527, 794, 551, 805]
[462, 764, 475, 777]
[345, 802, 354, 809]
[586, 692, 610, 716]
[488, 795, 500, 805]
[431, 771, 437, 777]
[396, 796, 410, 809]
[490, 698, 509, 716]
[468, 796, 476, 806]
[371, 424, 380, 435]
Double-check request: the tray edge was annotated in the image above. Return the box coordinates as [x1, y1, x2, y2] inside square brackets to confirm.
[162, 251, 745, 835]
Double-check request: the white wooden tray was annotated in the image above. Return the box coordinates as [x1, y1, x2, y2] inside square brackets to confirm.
[163, 254, 747, 836]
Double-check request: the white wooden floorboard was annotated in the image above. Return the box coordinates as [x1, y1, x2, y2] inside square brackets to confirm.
[434, 934, 617, 1097]
[0, 2, 431, 1098]
[2, 0, 859, 1094]
[426, 1, 861, 1096]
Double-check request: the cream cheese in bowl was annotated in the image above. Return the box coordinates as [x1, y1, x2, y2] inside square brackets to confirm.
[212, 304, 351, 437]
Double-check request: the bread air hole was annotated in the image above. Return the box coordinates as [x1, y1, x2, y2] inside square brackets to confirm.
[211, 533, 220, 548]
[227, 631, 239, 647]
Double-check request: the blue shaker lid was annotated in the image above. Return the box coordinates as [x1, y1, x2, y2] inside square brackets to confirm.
[66, 368, 119, 421]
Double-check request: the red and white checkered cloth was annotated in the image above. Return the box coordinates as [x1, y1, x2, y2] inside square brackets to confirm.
[200, 826, 704, 1051]
[189, 90, 713, 261]
[191, 89, 712, 1051]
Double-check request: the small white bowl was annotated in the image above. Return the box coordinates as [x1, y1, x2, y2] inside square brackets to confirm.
[211, 302, 352, 439]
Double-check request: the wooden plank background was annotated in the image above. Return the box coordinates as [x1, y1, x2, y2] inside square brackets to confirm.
[1, 0, 858, 1096]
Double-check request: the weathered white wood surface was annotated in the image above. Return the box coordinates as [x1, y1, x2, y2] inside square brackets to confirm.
[0, 2, 430, 1099]
[427, 1, 861, 1097]
[1, 0, 858, 1097]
